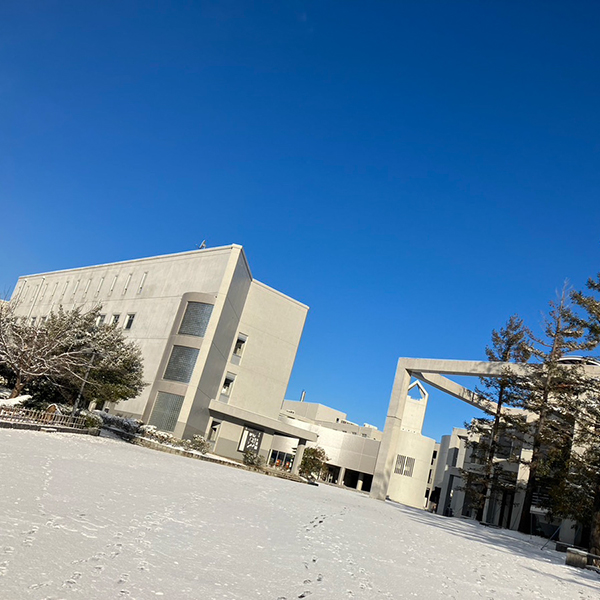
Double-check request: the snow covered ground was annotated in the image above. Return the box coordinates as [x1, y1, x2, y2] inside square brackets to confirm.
[1, 430, 598, 599]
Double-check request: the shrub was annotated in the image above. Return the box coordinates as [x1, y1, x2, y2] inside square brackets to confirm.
[243, 450, 265, 468]
[299, 446, 328, 480]
[79, 410, 103, 429]
[183, 435, 210, 454]
[95, 411, 144, 434]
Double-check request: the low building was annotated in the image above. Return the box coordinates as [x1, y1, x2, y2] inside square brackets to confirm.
[270, 381, 436, 508]
[9, 245, 317, 465]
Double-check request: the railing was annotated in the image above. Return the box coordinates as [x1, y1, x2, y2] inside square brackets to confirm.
[0, 406, 87, 429]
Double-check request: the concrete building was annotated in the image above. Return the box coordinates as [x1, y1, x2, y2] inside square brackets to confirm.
[9, 245, 317, 466]
[270, 380, 436, 509]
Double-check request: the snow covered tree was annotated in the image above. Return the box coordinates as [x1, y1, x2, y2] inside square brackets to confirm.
[0, 304, 145, 407]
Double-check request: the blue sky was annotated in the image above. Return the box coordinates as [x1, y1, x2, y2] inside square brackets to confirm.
[2, 1, 600, 441]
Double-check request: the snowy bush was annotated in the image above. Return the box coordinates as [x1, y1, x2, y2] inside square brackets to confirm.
[78, 410, 103, 429]
[182, 435, 210, 454]
[243, 450, 265, 468]
[139, 425, 178, 445]
[95, 411, 143, 434]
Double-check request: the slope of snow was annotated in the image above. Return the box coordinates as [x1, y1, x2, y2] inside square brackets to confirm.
[0, 429, 598, 599]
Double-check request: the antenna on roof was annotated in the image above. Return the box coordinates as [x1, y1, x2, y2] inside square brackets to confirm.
[196, 240, 207, 250]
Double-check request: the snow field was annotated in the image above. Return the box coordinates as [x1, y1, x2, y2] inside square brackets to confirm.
[0, 429, 598, 599]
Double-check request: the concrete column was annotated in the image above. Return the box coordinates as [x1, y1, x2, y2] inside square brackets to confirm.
[338, 467, 346, 486]
[291, 440, 306, 476]
[370, 361, 412, 500]
[356, 473, 364, 491]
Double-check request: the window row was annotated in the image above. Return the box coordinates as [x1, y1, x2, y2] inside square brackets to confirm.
[16, 271, 149, 305]
[22, 312, 136, 330]
[97, 313, 136, 330]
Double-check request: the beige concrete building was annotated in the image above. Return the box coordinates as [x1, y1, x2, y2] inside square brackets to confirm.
[270, 381, 436, 509]
[10, 245, 317, 464]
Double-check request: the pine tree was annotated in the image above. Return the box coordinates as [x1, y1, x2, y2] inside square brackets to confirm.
[463, 315, 530, 522]
[569, 274, 600, 554]
[515, 286, 597, 534]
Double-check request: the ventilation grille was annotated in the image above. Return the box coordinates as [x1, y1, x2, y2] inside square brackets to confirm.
[395, 454, 416, 477]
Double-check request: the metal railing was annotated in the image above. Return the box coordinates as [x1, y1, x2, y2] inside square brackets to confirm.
[0, 406, 87, 429]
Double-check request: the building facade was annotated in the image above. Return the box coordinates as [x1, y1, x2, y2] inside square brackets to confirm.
[270, 380, 436, 509]
[10, 245, 317, 463]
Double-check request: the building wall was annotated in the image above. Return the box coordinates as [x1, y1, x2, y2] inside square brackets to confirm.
[282, 400, 347, 424]
[386, 431, 436, 509]
[10, 246, 309, 454]
[10, 247, 235, 419]
[227, 282, 308, 421]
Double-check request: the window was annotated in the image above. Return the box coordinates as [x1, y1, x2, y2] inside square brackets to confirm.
[40, 316, 47, 324]
[111, 314, 120, 325]
[30, 317, 36, 326]
[109, 275, 118, 295]
[394, 454, 416, 477]
[125, 314, 135, 330]
[72, 279, 80, 296]
[221, 375, 235, 396]
[178, 302, 213, 337]
[97, 314, 106, 326]
[123, 273, 132, 295]
[208, 421, 221, 442]
[83, 279, 91, 296]
[164, 346, 199, 383]
[95, 277, 104, 297]
[137, 272, 147, 294]
[148, 391, 184, 432]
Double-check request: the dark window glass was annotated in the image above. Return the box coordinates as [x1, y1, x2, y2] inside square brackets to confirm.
[178, 302, 213, 337]
[149, 392, 184, 432]
[164, 345, 199, 383]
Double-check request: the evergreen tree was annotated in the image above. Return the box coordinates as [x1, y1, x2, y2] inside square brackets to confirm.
[0, 304, 145, 408]
[515, 287, 597, 534]
[463, 315, 530, 522]
[569, 274, 600, 554]
[299, 447, 328, 480]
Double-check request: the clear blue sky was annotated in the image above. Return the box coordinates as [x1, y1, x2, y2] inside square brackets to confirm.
[2, 1, 600, 441]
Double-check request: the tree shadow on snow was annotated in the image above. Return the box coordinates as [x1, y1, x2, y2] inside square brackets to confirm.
[384, 500, 599, 590]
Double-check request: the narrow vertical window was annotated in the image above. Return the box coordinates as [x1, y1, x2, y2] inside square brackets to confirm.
[137, 272, 148, 294]
[72, 279, 80, 297]
[95, 277, 105, 297]
[125, 314, 135, 330]
[112, 314, 120, 325]
[83, 279, 91, 296]
[50, 281, 59, 299]
[123, 273, 132, 295]
[109, 275, 118, 296]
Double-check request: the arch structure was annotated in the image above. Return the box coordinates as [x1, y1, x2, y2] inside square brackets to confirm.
[369, 357, 599, 502]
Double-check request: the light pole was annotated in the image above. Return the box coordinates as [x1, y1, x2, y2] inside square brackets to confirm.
[73, 351, 96, 417]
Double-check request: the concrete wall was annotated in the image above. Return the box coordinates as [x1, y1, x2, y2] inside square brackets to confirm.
[282, 400, 347, 424]
[386, 431, 436, 509]
[226, 281, 308, 421]
[10, 247, 234, 418]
